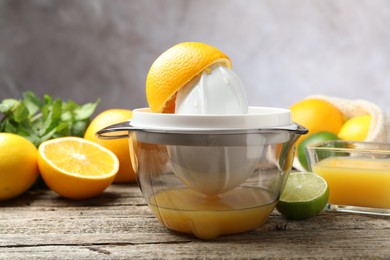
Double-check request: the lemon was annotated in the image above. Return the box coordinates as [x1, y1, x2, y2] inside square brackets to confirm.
[338, 114, 371, 141]
[84, 109, 136, 183]
[276, 172, 329, 220]
[38, 137, 119, 200]
[0, 133, 39, 201]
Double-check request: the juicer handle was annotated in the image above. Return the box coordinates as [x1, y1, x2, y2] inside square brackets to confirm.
[269, 123, 308, 134]
[95, 121, 136, 140]
[289, 123, 308, 135]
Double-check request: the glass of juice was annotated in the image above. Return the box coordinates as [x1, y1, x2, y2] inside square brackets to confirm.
[306, 140, 390, 216]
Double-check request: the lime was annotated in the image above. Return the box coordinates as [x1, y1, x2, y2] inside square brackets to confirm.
[298, 131, 339, 170]
[276, 172, 329, 220]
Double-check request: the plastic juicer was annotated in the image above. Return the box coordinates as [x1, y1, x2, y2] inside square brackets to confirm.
[97, 106, 307, 239]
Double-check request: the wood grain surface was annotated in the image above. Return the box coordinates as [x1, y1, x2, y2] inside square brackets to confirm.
[1, 184, 389, 259]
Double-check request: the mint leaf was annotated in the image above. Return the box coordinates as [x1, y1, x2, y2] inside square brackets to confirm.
[23, 91, 41, 117]
[3, 120, 17, 133]
[0, 99, 19, 114]
[61, 110, 72, 121]
[63, 100, 78, 112]
[54, 122, 71, 137]
[0, 91, 100, 147]
[71, 120, 88, 137]
[46, 99, 62, 134]
[43, 94, 53, 105]
[74, 99, 100, 120]
[13, 102, 30, 123]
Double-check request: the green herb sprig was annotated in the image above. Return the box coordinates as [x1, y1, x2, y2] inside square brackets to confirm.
[0, 91, 100, 147]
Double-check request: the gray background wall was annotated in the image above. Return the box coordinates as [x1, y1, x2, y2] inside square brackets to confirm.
[1, 0, 390, 114]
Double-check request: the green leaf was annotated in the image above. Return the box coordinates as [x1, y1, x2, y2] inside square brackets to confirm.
[41, 99, 62, 136]
[61, 111, 72, 122]
[51, 99, 63, 122]
[63, 100, 78, 112]
[31, 118, 43, 134]
[23, 91, 41, 117]
[74, 99, 100, 121]
[23, 132, 41, 147]
[54, 122, 71, 137]
[4, 120, 17, 133]
[13, 102, 30, 123]
[0, 99, 19, 114]
[43, 95, 53, 106]
[40, 128, 57, 143]
[0, 91, 99, 147]
[71, 120, 88, 137]
[13, 124, 32, 138]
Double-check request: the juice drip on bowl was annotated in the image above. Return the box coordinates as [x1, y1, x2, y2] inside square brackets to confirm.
[148, 187, 276, 240]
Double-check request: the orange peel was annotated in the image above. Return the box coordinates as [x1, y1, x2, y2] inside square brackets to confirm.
[146, 42, 231, 113]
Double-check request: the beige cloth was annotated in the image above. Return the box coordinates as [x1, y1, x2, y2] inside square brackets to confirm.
[308, 95, 389, 143]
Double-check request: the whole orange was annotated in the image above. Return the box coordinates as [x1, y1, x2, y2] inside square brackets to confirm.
[0, 133, 39, 201]
[290, 98, 345, 148]
[146, 42, 231, 113]
[84, 109, 136, 183]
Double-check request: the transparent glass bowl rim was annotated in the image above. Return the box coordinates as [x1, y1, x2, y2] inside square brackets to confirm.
[306, 140, 390, 155]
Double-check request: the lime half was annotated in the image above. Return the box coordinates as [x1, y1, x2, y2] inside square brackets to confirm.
[276, 172, 329, 220]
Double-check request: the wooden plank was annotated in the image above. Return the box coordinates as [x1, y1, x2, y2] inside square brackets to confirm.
[0, 185, 389, 259]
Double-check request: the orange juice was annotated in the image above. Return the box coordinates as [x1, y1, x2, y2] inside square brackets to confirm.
[312, 157, 390, 209]
[148, 187, 276, 239]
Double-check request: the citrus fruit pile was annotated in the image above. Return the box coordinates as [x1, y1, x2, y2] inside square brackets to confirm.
[290, 97, 372, 170]
[0, 108, 136, 201]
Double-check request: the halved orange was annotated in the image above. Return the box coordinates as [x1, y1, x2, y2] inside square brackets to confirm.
[146, 42, 232, 113]
[38, 137, 119, 200]
[84, 109, 136, 183]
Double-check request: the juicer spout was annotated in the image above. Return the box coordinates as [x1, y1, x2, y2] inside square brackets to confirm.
[292, 124, 308, 135]
[277, 123, 308, 173]
[284, 123, 308, 152]
[96, 121, 135, 140]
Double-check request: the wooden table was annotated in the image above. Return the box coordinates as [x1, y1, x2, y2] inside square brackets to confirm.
[1, 184, 389, 259]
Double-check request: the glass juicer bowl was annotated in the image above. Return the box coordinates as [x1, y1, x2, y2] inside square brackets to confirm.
[97, 106, 307, 239]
